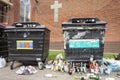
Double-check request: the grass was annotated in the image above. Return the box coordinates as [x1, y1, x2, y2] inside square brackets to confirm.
[47, 50, 118, 60]
[47, 50, 65, 60]
[103, 52, 118, 59]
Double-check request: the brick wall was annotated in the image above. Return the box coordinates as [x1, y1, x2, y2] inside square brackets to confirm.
[104, 42, 120, 53]
[30, 0, 120, 42]
[8, 0, 20, 25]
[30, 0, 120, 53]
[8, 0, 120, 53]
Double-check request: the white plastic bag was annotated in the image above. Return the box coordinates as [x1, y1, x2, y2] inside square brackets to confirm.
[16, 66, 37, 75]
[56, 54, 63, 60]
[0, 57, 6, 68]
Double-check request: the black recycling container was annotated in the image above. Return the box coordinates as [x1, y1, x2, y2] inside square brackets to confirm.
[5, 22, 50, 69]
[0, 24, 8, 58]
[62, 18, 107, 62]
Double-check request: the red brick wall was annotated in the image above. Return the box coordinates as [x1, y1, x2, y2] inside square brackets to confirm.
[30, 0, 120, 42]
[8, 0, 20, 25]
[8, 0, 120, 53]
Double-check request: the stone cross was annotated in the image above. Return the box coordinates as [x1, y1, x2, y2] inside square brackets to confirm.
[51, 0, 62, 22]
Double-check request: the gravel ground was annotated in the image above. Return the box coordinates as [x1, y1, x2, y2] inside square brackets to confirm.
[0, 62, 120, 80]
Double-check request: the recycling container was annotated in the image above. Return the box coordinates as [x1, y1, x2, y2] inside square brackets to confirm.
[62, 18, 107, 62]
[0, 24, 8, 58]
[5, 22, 50, 69]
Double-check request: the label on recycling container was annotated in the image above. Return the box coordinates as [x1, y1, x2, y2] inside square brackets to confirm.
[69, 39, 99, 48]
[16, 40, 33, 50]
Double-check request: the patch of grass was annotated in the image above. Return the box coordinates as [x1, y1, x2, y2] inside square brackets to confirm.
[103, 52, 118, 59]
[47, 50, 65, 60]
[47, 51, 118, 60]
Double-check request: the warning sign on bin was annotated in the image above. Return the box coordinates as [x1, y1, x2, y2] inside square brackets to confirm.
[69, 39, 99, 48]
[17, 40, 33, 50]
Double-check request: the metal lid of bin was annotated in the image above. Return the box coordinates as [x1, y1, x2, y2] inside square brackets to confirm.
[11, 22, 40, 27]
[5, 22, 50, 32]
[62, 18, 107, 26]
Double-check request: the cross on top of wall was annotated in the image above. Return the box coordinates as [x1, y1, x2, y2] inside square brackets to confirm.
[51, 0, 62, 22]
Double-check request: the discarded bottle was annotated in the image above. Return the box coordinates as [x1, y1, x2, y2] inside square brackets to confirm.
[80, 62, 83, 75]
[68, 67, 72, 75]
[64, 62, 69, 73]
[90, 55, 94, 62]
[89, 75, 99, 80]
[76, 67, 80, 73]
[72, 63, 76, 74]
[81, 77, 86, 80]
[83, 63, 87, 73]
[80, 62, 83, 71]
[68, 63, 73, 75]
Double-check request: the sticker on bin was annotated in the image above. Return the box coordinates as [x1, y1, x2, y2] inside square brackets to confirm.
[17, 40, 33, 50]
[69, 39, 99, 48]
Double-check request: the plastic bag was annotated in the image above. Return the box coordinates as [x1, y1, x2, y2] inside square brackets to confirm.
[16, 66, 37, 75]
[108, 62, 120, 71]
[0, 57, 6, 68]
[103, 58, 120, 72]
[56, 53, 63, 60]
[104, 67, 112, 75]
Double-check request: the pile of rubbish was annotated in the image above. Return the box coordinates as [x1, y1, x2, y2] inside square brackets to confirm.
[45, 54, 120, 76]
[16, 65, 37, 75]
[45, 54, 89, 74]
[1, 53, 120, 79]
[45, 54, 73, 74]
